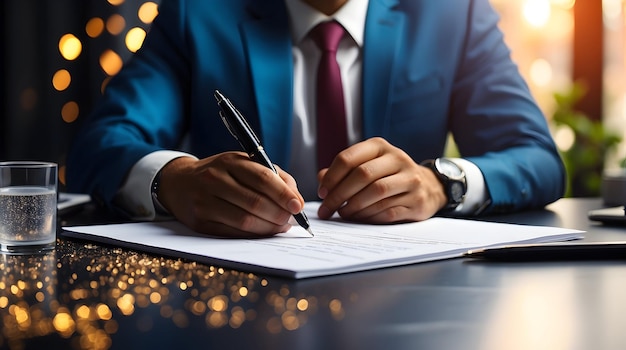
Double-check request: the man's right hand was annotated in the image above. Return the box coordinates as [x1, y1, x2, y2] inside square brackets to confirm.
[156, 153, 305, 237]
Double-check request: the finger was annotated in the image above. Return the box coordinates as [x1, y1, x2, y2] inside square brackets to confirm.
[346, 202, 414, 224]
[227, 161, 304, 216]
[339, 192, 433, 223]
[163, 153, 297, 236]
[276, 165, 305, 207]
[341, 195, 436, 224]
[318, 139, 385, 197]
[189, 197, 293, 237]
[336, 171, 408, 218]
[216, 169, 296, 226]
[317, 168, 328, 183]
[319, 152, 399, 219]
[339, 169, 445, 223]
[343, 193, 411, 223]
[194, 156, 296, 226]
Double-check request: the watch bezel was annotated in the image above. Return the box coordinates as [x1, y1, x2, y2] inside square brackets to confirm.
[422, 158, 468, 209]
[434, 158, 465, 182]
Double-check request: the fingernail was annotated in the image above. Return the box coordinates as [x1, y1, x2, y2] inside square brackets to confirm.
[287, 198, 301, 214]
[317, 186, 328, 199]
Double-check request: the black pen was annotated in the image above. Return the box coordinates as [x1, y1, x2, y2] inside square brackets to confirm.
[214, 89, 314, 237]
[464, 241, 626, 261]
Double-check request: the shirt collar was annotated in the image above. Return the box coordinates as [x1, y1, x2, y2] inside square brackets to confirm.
[284, 0, 369, 46]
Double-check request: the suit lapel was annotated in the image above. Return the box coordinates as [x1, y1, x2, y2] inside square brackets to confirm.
[241, 1, 293, 167]
[362, 0, 405, 138]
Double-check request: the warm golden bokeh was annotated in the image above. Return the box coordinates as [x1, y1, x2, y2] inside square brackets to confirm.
[48, 0, 626, 178]
[488, 0, 626, 172]
[99, 49, 124, 76]
[125, 27, 146, 53]
[52, 69, 72, 91]
[61, 101, 80, 123]
[138, 2, 159, 24]
[0, 239, 353, 349]
[58, 33, 82, 61]
[106, 14, 126, 36]
[86, 17, 105, 38]
[49, 1, 156, 127]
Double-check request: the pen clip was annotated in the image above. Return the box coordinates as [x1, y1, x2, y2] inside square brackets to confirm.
[218, 110, 238, 141]
[231, 103, 261, 145]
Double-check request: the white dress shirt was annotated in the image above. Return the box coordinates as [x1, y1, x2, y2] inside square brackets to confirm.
[284, 0, 366, 199]
[114, 0, 488, 219]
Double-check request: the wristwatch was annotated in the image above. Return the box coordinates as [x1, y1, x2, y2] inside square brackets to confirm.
[151, 169, 169, 215]
[421, 158, 467, 211]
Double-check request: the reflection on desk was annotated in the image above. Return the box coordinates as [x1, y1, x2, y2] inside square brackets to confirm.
[0, 239, 352, 350]
[3, 198, 626, 350]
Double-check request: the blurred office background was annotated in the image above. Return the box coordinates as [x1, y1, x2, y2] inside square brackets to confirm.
[0, 0, 623, 196]
[0, 0, 159, 191]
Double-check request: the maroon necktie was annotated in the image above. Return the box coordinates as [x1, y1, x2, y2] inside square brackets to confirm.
[310, 21, 348, 170]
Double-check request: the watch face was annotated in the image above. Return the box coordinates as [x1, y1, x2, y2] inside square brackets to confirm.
[436, 158, 464, 180]
[450, 182, 465, 202]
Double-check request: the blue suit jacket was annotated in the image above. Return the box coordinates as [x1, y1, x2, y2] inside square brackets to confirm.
[67, 0, 565, 214]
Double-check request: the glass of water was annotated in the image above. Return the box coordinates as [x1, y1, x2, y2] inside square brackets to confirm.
[0, 161, 57, 253]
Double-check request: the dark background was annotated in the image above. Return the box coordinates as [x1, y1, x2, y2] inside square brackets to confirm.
[0, 0, 159, 191]
[0, 0, 603, 194]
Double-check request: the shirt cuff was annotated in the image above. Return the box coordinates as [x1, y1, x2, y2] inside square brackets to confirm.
[113, 150, 198, 220]
[446, 158, 491, 215]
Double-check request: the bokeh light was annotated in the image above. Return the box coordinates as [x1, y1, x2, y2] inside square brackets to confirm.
[86, 17, 106, 38]
[523, 0, 552, 28]
[554, 125, 576, 151]
[99, 49, 124, 76]
[125, 27, 147, 53]
[61, 101, 80, 123]
[138, 2, 159, 24]
[54, 0, 160, 127]
[52, 69, 71, 91]
[530, 59, 554, 87]
[58, 34, 82, 61]
[106, 14, 126, 35]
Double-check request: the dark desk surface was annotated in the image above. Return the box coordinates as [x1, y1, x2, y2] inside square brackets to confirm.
[3, 198, 626, 350]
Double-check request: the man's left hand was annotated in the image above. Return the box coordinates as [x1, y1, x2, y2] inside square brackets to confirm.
[316, 137, 447, 223]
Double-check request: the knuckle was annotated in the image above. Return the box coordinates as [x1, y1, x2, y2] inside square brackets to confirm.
[372, 136, 386, 145]
[409, 172, 422, 188]
[256, 167, 276, 184]
[355, 164, 375, 181]
[372, 198, 388, 213]
[381, 206, 401, 222]
[219, 152, 241, 166]
[371, 179, 390, 197]
[201, 165, 219, 181]
[238, 213, 258, 232]
[334, 151, 352, 166]
[244, 192, 264, 213]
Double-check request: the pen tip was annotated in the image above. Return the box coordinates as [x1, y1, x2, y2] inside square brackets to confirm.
[214, 90, 224, 102]
[306, 228, 314, 237]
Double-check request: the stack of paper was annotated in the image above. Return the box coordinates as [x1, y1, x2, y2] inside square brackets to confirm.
[62, 202, 584, 279]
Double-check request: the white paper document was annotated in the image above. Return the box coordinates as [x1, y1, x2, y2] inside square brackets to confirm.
[62, 202, 584, 279]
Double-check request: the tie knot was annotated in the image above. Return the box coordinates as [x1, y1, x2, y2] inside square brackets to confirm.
[310, 21, 345, 52]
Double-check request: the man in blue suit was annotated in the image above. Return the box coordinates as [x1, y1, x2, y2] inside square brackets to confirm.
[67, 0, 565, 237]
